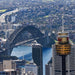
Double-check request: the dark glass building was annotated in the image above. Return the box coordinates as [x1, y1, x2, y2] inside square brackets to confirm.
[32, 43, 43, 75]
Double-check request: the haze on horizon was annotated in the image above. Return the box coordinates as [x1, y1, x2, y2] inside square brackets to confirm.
[0, 0, 75, 3]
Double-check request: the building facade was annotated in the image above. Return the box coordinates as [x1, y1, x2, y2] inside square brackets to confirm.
[52, 44, 75, 75]
[0, 62, 3, 71]
[3, 60, 16, 71]
[25, 63, 38, 75]
[45, 58, 52, 75]
[32, 43, 43, 75]
[0, 71, 17, 75]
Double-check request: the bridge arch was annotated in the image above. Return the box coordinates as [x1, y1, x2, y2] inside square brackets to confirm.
[4, 25, 44, 55]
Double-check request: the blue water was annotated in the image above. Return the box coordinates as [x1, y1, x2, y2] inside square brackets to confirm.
[11, 46, 52, 75]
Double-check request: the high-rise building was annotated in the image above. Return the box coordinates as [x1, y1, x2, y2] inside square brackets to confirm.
[47, 32, 75, 75]
[0, 62, 3, 71]
[0, 70, 17, 75]
[3, 60, 16, 71]
[32, 43, 43, 75]
[3, 60, 17, 75]
[53, 32, 71, 75]
[2, 60, 27, 75]
[52, 43, 75, 75]
[45, 58, 52, 75]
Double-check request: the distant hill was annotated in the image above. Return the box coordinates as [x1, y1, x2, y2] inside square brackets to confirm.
[0, 0, 74, 7]
[0, 0, 74, 3]
[43, 0, 54, 2]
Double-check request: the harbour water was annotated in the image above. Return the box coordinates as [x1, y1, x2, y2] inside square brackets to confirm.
[11, 46, 52, 75]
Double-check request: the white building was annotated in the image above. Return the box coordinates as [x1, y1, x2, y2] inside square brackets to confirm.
[25, 71, 35, 75]
[25, 63, 38, 75]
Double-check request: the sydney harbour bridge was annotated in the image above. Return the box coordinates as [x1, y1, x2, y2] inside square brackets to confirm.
[0, 25, 55, 56]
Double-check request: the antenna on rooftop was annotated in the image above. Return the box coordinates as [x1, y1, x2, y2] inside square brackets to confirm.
[62, 14, 65, 32]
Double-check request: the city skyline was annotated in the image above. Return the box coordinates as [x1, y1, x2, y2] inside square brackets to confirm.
[0, 1, 75, 75]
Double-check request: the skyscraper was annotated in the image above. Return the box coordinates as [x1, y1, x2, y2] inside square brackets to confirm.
[55, 32, 71, 75]
[32, 43, 43, 75]
[47, 32, 75, 75]
[45, 58, 52, 75]
[52, 42, 75, 75]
